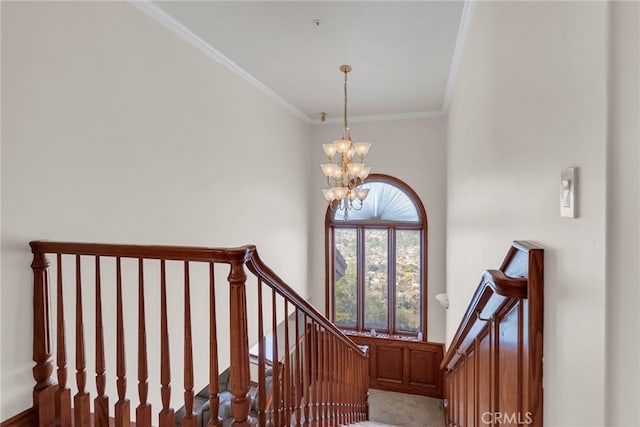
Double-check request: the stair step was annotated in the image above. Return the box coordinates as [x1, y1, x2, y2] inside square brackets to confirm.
[343, 422, 401, 427]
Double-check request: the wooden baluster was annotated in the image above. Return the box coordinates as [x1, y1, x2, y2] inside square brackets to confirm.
[364, 351, 370, 421]
[228, 260, 252, 427]
[115, 257, 131, 427]
[302, 314, 311, 426]
[358, 353, 363, 421]
[325, 334, 330, 427]
[31, 249, 55, 427]
[208, 262, 222, 427]
[357, 352, 362, 422]
[353, 349, 358, 423]
[271, 289, 281, 426]
[94, 257, 108, 427]
[283, 301, 292, 426]
[310, 322, 317, 425]
[339, 345, 345, 425]
[337, 340, 343, 425]
[345, 349, 351, 425]
[317, 326, 324, 426]
[353, 350, 357, 423]
[159, 260, 175, 427]
[136, 259, 152, 427]
[329, 335, 338, 426]
[294, 309, 302, 427]
[345, 350, 351, 425]
[53, 254, 72, 427]
[73, 255, 91, 427]
[347, 349, 355, 424]
[182, 262, 197, 427]
[336, 345, 342, 426]
[257, 280, 266, 426]
[323, 329, 333, 426]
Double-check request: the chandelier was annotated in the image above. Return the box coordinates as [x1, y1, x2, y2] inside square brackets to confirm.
[320, 65, 371, 215]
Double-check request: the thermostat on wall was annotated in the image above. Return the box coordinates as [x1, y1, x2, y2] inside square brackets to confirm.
[560, 167, 577, 218]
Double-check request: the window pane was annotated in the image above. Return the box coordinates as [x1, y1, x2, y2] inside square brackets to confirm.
[365, 229, 388, 331]
[396, 230, 421, 333]
[333, 181, 420, 223]
[334, 228, 357, 328]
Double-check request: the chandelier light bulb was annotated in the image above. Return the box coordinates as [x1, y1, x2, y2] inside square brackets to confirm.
[333, 186, 348, 200]
[334, 139, 351, 154]
[323, 143, 338, 159]
[355, 188, 370, 201]
[353, 142, 371, 158]
[358, 167, 371, 180]
[323, 188, 336, 201]
[348, 163, 364, 177]
[321, 163, 337, 177]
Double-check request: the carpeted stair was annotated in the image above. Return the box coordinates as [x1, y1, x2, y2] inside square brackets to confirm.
[341, 422, 400, 427]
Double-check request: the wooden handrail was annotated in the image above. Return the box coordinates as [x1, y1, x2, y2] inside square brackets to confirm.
[245, 247, 367, 357]
[30, 241, 254, 264]
[441, 270, 528, 371]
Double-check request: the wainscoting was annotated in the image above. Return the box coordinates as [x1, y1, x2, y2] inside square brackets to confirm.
[347, 334, 444, 398]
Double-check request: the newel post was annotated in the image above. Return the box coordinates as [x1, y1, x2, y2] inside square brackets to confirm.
[228, 259, 252, 427]
[31, 248, 56, 426]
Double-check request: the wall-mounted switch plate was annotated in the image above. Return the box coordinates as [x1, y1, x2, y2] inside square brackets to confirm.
[560, 167, 577, 218]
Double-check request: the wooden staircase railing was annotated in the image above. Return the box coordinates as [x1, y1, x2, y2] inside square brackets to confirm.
[29, 241, 369, 427]
[440, 241, 543, 427]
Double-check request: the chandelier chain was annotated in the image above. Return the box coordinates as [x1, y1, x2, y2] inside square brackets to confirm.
[344, 69, 348, 130]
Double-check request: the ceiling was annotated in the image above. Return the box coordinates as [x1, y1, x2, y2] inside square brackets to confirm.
[142, 1, 470, 123]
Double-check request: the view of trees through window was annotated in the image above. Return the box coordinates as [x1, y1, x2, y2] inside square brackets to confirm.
[329, 176, 425, 337]
[334, 228, 357, 327]
[395, 229, 421, 332]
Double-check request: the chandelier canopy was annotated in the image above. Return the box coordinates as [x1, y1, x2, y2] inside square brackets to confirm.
[320, 65, 371, 216]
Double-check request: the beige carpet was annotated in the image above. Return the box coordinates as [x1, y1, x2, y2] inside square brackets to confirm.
[367, 388, 445, 427]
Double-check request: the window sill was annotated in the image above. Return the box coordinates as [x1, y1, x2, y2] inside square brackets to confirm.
[341, 329, 422, 343]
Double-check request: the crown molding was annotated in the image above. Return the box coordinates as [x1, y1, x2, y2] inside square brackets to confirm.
[128, 0, 311, 124]
[311, 110, 444, 126]
[442, 0, 477, 113]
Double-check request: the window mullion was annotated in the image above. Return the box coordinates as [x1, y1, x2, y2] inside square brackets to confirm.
[388, 226, 396, 335]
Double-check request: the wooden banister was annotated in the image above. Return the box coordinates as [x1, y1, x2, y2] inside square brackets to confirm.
[245, 247, 367, 357]
[30, 241, 254, 263]
[29, 240, 368, 427]
[441, 241, 543, 427]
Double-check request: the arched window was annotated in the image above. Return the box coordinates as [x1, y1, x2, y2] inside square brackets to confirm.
[325, 174, 428, 338]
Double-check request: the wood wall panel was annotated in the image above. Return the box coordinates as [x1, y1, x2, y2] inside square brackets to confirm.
[348, 334, 444, 398]
[376, 346, 403, 383]
[497, 303, 520, 426]
[466, 350, 476, 427]
[441, 242, 544, 427]
[409, 348, 436, 386]
[477, 329, 492, 427]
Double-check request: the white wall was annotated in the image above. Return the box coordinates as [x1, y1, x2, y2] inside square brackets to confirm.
[309, 117, 447, 343]
[446, 2, 609, 426]
[605, 2, 640, 426]
[1, 1, 310, 419]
